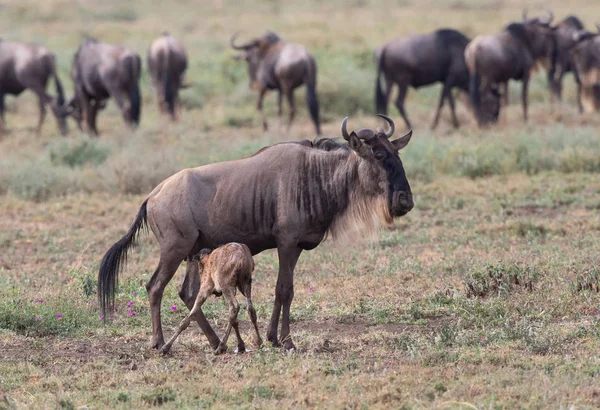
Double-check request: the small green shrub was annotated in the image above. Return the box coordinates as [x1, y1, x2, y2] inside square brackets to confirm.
[141, 387, 176, 406]
[464, 262, 538, 298]
[49, 138, 110, 168]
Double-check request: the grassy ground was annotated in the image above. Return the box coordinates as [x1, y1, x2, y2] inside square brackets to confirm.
[1, 0, 600, 408]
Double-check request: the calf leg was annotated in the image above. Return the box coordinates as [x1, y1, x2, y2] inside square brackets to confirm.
[502, 82, 509, 106]
[86, 102, 99, 136]
[0, 93, 5, 134]
[35, 93, 48, 136]
[267, 245, 302, 350]
[178, 258, 221, 350]
[447, 89, 459, 128]
[284, 87, 296, 131]
[160, 279, 214, 355]
[245, 287, 263, 348]
[216, 288, 241, 355]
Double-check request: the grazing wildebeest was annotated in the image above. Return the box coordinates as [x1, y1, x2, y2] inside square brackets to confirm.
[160, 243, 262, 355]
[570, 27, 600, 112]
[69, 38, 141, 135]
[98, 114, 413, 351]
[375, 29, 473, 130]
[147, 32, 188, 120]
[546, 16, 585, 105]
[465, 10, 555, 126]
[230, 31, 321, 135]
[0, 40, 68, 136]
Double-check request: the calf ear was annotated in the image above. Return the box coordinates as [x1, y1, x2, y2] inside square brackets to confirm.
[392, 130, 413, 151]
[348, 131, 363, 152]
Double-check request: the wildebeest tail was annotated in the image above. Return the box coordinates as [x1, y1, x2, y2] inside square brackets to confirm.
[98, 199, 148, 320]
[305, 58, 321, 135]
[161, 48, 176, 119]
[469, 71, 482, 125]
[375, 47, 388, 115]
[124, 55, 141, 125]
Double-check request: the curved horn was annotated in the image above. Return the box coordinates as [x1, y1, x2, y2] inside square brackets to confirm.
[376, 114, 395, 138]
[596, 23, 600, 33]
[341, 116, 350, 140]
[230, 31, 255, 50]
[522, 8, 528, 22]
[541, 8, 554, 24]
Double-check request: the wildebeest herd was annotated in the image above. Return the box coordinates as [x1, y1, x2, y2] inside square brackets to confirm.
[0, 10, 598, 138]
[4, 9, 598, 354]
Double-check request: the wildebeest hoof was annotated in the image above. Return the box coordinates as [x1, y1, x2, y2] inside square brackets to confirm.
[235, 345, 246, 354]
[158, 345, 172, 356]
[214, 344, 227, 355]
[283, 339, 296, 351]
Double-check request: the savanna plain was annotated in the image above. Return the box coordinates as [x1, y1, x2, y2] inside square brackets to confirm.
[1, 0, 600, 408]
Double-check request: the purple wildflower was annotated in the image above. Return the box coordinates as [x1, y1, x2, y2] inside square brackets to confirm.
[56, 313, 62, 319]
[132, 291, 137, 295]
[309, 286, 313, 292]
[100, 315, 105, 320]
[171, 305, 177, 311]
[127, 301, 134, 307]
[38, 298, 45, 303]
[130, 311, 137, 316]
[110, 314, 114, 319]
[35, 317, 41, 321]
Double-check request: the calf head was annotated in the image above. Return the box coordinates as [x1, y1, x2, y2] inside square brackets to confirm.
[341, 114, 413, 217]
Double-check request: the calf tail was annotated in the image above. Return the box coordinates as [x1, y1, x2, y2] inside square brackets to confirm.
[375, 47, 388, 115]
[124, 55, 141, 126]
[305, 59, 321, 135]
[98, 200, 148, 320]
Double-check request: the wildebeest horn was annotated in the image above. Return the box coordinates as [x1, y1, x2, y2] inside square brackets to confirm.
[341, 116, 350, 140]
[376, 114, 395, 138]
[597, 23, 600, 33]
[230, 31, 256, 50]
[541, 8, 554, 24]
[572, 29, 591, 43]
[522, 8, 528, 22]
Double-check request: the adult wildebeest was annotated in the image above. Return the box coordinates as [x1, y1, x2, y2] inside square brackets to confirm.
[546, 16, 585, 105]
[0, 40, 68, 136]
[230, 31, 321, 135]
[375, 29, 472, 130]
[147, 32, 188, 121]
[466, 10, 555, 126]
[98, 115, 413, 351]
[69, 38, 141, 135]
[570, 27, 600, 112]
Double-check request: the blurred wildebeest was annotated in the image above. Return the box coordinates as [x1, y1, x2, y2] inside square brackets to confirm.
[69, 38, 141, 135]
[466, 10, 555, 126]
[546, 16, 585, 105]
[230, 31, 321, 135]
[375, 29, 473, 129]
[98, 114, 412, 351]
[570, 26, 600, 112]
[147, 32, 188, 121]
[0, 40, 69, 136]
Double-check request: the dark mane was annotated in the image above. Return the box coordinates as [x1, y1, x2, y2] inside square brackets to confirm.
[312, 137, 350, 152]
[505, 23, 529, 46]
[435, 28, 470, 48]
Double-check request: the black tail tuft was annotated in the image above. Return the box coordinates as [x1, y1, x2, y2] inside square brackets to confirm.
[375, 47, 388, 115]
[98, 200, 148, 320]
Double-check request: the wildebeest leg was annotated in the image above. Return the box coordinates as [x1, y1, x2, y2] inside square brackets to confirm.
[574, 70, 583, 113]
[284, 88, 296, 131]
[521, 75, 529, 122]
[447, 89, 459, 128]
[277, 90, 283, 118]
[0, 93, 5, 134]
[87, 102, 99, 136]
[34, 93, 48, 136]
[394, 84, 411, 130]
[216, 288, 240, 355]
[268, 245, 302, 350]
[502, 82, 509, 106]
[431, 83, 449, 130]
[160, 283, 212, 355]
[257, 87, 268, 131]
[178, 257, 221, 350]
[146, 243, 193, 349]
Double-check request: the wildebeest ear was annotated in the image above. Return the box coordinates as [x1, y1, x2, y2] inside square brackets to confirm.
[391, 130, 413, 151]
[348, 131, 363, 152]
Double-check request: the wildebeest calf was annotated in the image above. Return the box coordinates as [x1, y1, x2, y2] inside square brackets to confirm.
[160, 243, 262, 355]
